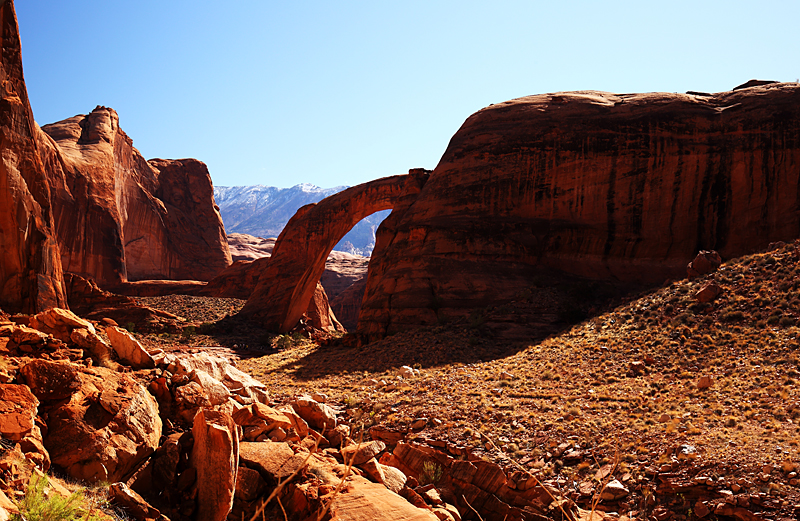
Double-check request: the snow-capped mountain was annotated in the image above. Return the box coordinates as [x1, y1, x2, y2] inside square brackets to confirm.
[214, 184, 390, 256]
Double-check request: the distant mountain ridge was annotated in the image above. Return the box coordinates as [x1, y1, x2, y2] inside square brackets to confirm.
[214, 184, 389, 256]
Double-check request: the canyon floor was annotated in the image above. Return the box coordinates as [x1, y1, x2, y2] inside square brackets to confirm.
[129, 241, 800, 520]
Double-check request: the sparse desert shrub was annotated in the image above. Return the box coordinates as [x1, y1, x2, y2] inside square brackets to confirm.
[124, 322, 136, 333]
[12, 473, 103, 521]
[181, 325, 196, 340]
[276, 335, 292, 349]
[419, 460, 443, 485]
[198, 322, 215, 334]
[780, 316, 796, 327]
[720, 309, 745, 322]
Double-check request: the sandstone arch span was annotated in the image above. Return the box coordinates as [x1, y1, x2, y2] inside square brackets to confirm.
[239, 170, 428, 332]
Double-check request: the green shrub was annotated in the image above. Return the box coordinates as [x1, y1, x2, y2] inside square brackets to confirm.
[419, 460, 443, 485]
[11, 473, 102, 521]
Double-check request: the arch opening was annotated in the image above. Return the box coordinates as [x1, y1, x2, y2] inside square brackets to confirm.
[238, 171, 428, 332]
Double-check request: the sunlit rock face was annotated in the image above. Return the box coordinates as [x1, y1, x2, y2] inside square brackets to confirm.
[358, 85, 800, 339]
[0, 0, 67, 313]
[40, 109, 231, 286]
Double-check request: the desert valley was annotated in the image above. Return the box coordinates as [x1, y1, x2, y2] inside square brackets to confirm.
[2, 1, 800, 521]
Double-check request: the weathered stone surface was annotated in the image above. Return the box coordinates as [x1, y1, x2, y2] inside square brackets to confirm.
[44, 367, 162, 483]
[19, 359, 81, 401]
[292, 395, 337, 432]
[328, 474, 439, 521]
[687, 250, 722, 279]
[166, 352, 269, 404]
[10, 326, 48, 346]
[0, 384, 39, 441]
[0, 1, 68, 315]
[227, 233, 275, 262]
[191, 409, 239, 521]
[320, 250, 370, 300]
[147, 158, 232, 280]
[106, 326, 155, 369]
[341, 440, 387, 466]
[41, 108, 231, 285]
[330, 276, 367, 331]
[63, 273, 182, 333]
[108, 482, 161, 521]
[695, 282, 722, 303]
[239, 172, 428, 332]
[360, 457, 407, 494]
[239, 441, 305, 482]
[69, 328, 113, 367]
[304, 282, 345, 332]
[234, 466, 267, 502]
[29, 308, 94, 341]
[358, 86, 800, 338]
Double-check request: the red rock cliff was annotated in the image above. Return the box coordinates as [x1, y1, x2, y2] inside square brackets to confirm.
[358, 85, 800, 338]
[40, 110, 231, 285]
[0, 0, 67, 313]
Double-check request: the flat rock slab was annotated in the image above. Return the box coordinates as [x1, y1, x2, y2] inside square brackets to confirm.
[239, 441, 307, 481]
[329, 475, 439, 521]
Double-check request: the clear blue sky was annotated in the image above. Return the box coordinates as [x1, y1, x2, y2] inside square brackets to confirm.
[16, 1, 800, 189]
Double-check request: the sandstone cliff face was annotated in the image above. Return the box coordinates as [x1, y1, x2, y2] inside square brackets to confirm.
[149, 158, 232, 280]
[358, 85, 800, 338]
[0, 1, 67, 313]
[40, 112, 231, 285]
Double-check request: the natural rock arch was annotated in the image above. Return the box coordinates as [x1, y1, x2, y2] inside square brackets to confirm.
[239, 171, 428, 332]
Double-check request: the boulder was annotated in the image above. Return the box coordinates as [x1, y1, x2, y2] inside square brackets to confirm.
[687, 250, 723, 279]
[29, 308, 94, 342]
[291, 395, 337, 432]
[239, 441, 306, 482]
[167, 352, 269, 405]
[191, 409, 239, 521]
[695, 282, 722, 303]
[108, 482, 161, 521]
[19, 359, 82, 401]
[44, 367, 162, 483]
[191, 370, 232, 406]
[234, 466, 267, 502]
[0, 384, 39, 441]
[10, 327, 48, 346]
[106, 326, 155, 369]
[341, 441, 387, 466]
[69, 328, 113, 367]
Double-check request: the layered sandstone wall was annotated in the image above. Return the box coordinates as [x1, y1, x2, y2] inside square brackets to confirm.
[358, 85, 800, 338]
[40, 111, 231, 285]
[0, 1, 67, 313]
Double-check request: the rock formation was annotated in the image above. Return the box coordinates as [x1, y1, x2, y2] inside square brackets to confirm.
[357, 84, 800, 339]
[40, 111, 231, 286]
[330, 277, 367, 331]
[239, 172, 428, 332]
[0, 0, 67, 314]
[226, 233, 276, 262]
[220, 233, 368, 300]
